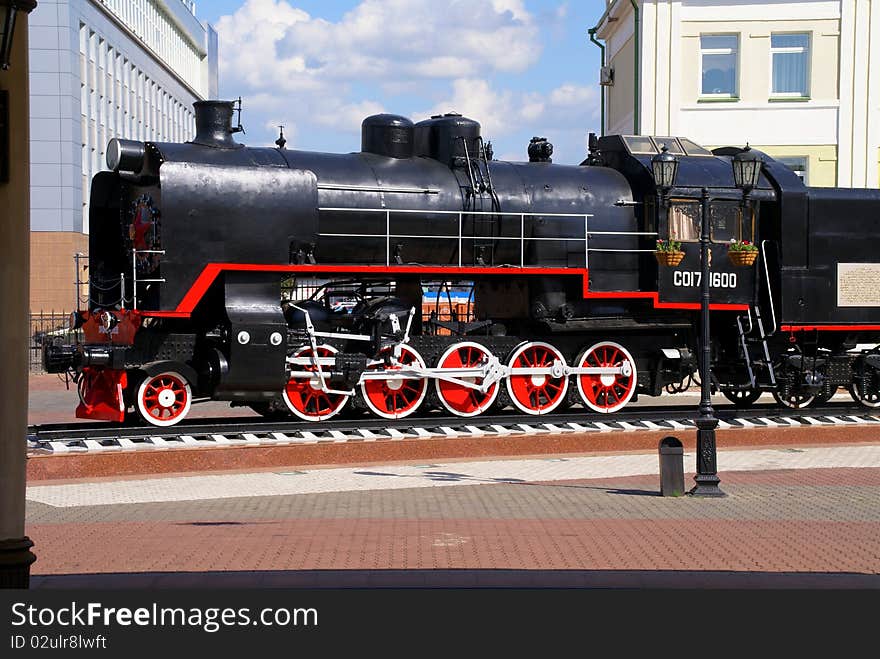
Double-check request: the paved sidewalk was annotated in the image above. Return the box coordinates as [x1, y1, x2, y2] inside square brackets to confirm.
[25, 442, 880, 586]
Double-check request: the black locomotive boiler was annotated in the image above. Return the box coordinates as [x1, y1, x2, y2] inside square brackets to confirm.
[44, 100, 880, 426]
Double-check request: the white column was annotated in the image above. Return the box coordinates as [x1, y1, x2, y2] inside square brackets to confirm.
[641, 0, 658, 135]
[668, 1, 682, 137]
[653, 0, 674, 136]
[866, 0, 880, 187]
[838, 0, 856, 187]
[850, 0, 871, 186]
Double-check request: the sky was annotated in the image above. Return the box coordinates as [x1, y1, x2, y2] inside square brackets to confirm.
[198, 0, 608, 165]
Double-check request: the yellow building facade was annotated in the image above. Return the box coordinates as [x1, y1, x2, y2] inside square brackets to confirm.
[593, 0, 880, 188]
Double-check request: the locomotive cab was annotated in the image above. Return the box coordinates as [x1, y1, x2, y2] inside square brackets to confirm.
[591, 134, 776, 309]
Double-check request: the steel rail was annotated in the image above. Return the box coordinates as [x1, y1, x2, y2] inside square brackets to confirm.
[26, 402, 880, 454]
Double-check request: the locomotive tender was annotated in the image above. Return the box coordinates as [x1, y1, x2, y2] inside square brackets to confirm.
[45, 100, 880, 426]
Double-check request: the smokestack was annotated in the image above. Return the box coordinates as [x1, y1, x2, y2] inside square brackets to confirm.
[191, 100, 242, 149]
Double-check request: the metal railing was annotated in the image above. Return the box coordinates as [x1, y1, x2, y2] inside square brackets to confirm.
[29, 311, 79, 373]
[318, 208, 593, 268]
[317, 207, 658, 268]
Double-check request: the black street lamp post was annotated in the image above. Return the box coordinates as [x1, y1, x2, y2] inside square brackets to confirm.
[691, 186, 725, 497]
[653, 143, 760, 497]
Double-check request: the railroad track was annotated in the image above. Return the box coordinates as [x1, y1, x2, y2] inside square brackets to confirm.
[26, 402, 880, 455]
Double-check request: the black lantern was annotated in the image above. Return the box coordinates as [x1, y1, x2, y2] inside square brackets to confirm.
[651, 144, 679, 191]
[732, 144, 763, 192]
[0, 0, 37, 70]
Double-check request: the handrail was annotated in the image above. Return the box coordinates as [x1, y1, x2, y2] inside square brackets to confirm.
[317, 207, 654, 269]
[132, 249, 166, 310]
[760, 239, 777, 335]
[320, 207, 596, 269]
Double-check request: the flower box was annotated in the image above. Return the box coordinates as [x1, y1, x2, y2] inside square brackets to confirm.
[655, 250, 685, 266]
[728, 249, 758, 267]
[728, 239, 759, 267]
[729, 250, 758, 266]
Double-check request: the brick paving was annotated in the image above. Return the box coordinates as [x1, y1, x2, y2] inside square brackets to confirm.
[24, 462, 880, 581]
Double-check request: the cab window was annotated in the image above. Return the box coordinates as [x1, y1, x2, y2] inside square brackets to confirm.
[710, 201, 739, 242]
[668, 200, 700, 242]
[668, 199, 756, 243]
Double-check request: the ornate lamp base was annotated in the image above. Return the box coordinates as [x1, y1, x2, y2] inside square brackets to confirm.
[690, 473, 726, 497]
[690, 418, 727, 498]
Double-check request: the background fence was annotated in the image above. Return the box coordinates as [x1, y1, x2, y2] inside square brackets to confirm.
[29, 311, 77, 373]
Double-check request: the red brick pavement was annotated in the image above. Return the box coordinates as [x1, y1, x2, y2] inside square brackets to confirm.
[26, 517, 880, 575]
[26, 466, 880, 577]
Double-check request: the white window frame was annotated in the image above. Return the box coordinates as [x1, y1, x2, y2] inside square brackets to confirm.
[699, 33, 739, 99]
[770, 32, 811, 99]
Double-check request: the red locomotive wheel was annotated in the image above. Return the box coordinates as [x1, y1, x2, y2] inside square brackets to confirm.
[576, 341, 637, 414]
[435, 342, 499, 417]
[136, 371, 192, 427]
[360, 345, 428, 419]
[283, 345, 349, 421]
[505, 342, 568, 415]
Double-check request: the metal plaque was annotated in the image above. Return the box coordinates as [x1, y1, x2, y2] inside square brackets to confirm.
[837, 263, 880, 307]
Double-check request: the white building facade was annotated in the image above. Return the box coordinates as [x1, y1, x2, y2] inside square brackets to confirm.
[593, 0, 879, 189]
[28, 0, 218, 312]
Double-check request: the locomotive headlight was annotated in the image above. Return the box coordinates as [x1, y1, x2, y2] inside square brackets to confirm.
[68, 311, 85, 330]
[106, 138, 146, 173]
[98, 311, 118, 331]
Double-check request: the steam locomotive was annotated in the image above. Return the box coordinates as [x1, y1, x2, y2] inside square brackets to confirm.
[44, 100, 880, 427]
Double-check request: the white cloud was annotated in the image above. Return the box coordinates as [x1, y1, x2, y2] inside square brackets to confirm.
[215, 0, 540, 94]
[420, 79, 598, 141]
[212, 1, 597, 161]
[311, 99, 387, 131]
[549, 84, 596, 107]
[214, 0, 542, 141]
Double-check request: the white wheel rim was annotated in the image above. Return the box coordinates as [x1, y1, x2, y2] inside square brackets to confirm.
[136, 370, 192, 427]
[505, 341, 568, 415]
[282, 344, 348, 421]
[575, 341, 637, 414]
[434, 341, 499, 417]
[360, 345, 428, 419]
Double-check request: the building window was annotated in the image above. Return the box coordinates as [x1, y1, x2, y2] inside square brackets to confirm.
[777, 157, 808, 184]
[700, 34, 738, 97]
[771, 33, 810, 97]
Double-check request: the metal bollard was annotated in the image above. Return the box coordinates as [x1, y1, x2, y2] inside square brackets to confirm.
[658, 436, 685, 496]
